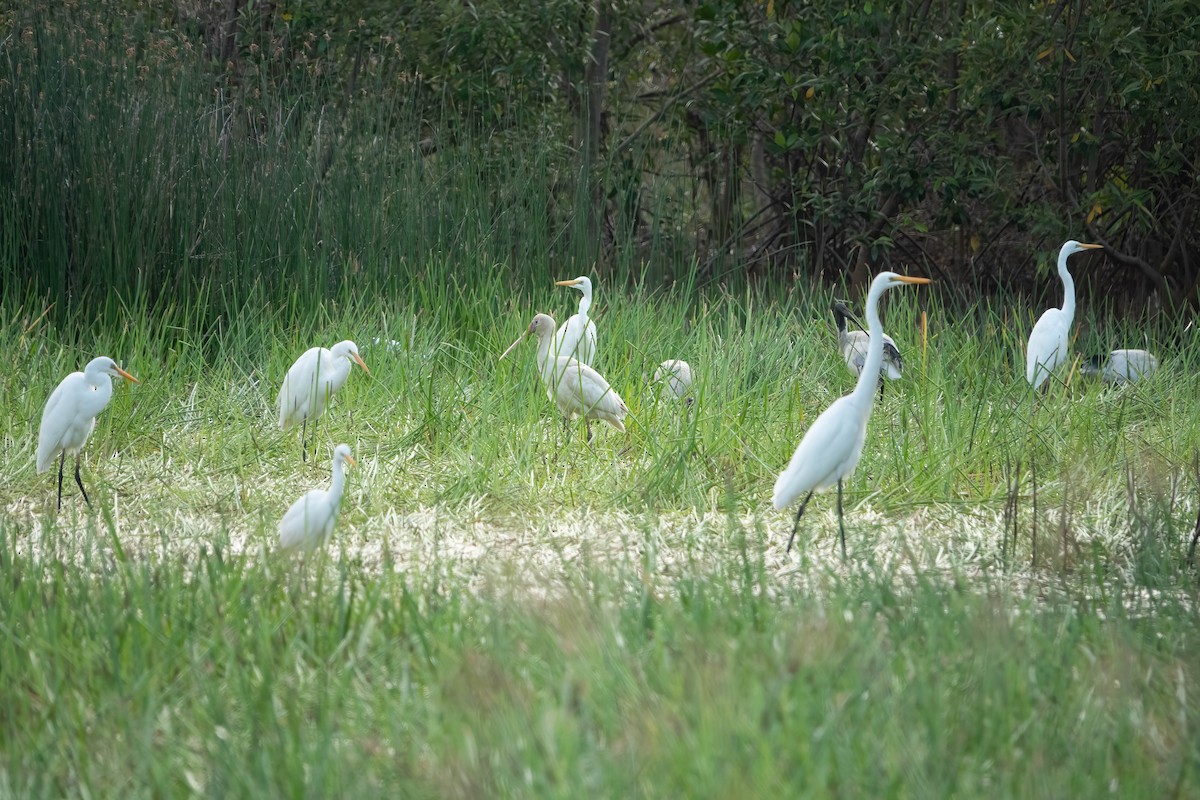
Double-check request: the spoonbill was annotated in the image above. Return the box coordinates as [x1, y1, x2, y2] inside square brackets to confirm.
[831, 299, 902, 398]
[774, 272, 930, 556]
[1025, 240, 1102, 390]
[1081, 349, 1158, 384]
[501, 313, 627, 440]
[279, 444, 357, 551]
[278, 341, 369, 460]
[36, 356, 139, 510]
[553, 276, 598, 365]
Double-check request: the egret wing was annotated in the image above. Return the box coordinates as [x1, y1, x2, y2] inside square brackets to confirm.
[278, 347, 328, 427]
[279, 489, 333, 549]
[580, 320, 598, 365]
[1025, 309, 1069, 388]
[36, 373, 83, 472]
[773, 396, 865, 509]
[554, 315, 593, 365]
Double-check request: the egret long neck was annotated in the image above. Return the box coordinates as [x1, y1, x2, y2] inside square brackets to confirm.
[577, 284, 592, 318]
[328, 458, 346, 508]
[80, 373, 115, 418]
[1057, 251, 1076, 318]
[851, 283, 888, 404]
[327, 356, 354, 392]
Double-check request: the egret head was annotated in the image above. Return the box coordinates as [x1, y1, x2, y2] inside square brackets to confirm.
[499, 313, 557, 360]
[871, 272, 932, 292]
[332, 340, 370, 374]
[1061, 240, 1103, 260]
[554, 276, 592, 296]
[86, 356, 139, 383]
[333, 443, 357, 468]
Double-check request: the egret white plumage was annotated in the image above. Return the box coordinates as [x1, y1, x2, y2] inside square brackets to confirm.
[832, 300, 902, 398]
[278, 341, 369, 460]
[500, 312, 627, 440]
[36, 356, 139, 510]
[774, 272, 930, 556]
[552, 276, 598, 365]
[279, 444, 357, 551]
[1081, 348, 1158, 385]
[654, 359, 694, 405]
[1025, 240, 1102, 390]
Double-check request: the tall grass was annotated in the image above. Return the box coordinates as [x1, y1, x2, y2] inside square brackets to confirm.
[1, 517, 1198, 796]
[0, 8, 702, 330]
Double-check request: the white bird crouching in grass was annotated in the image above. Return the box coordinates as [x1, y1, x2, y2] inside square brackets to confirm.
[1081, 349, 1158, 385]
[552, 276, 598, 366]
[831, 299, 902, 398]
[501, 312, 628, 441]
[279, 444, 357, 551]
[37, 356, 139, 510]
[278, 341, 369, 460]
[774, 272, 930, 557]
[1025, 240, 1102, 390]
[654, 359, 694, 405]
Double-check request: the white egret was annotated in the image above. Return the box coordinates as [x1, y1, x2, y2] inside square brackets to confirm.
[278, 341, 369, 460]
[773, 272, 930, 556]
[1081, 349, 1158, 384]
[500, 313, 627, 440]
[36, 356, 139, 510]
[552, 276, 598, 365]
[279, 444, 357, 551]
[1025, 240, 1102, 390]
[832, 299, 902, 399]
[654, 359, 694, 405]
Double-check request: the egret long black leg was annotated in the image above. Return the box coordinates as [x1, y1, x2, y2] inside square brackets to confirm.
[56, 451, 65, 511]
[312, 411, 322, 462]
[74, 453, 91, 508]
[878, 378, 885, 401]
[837, 478, 847, 559]
[786, 490, 815, 554]
[301, 417, 308, 463]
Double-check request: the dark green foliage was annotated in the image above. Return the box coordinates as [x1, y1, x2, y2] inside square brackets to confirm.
[3, 1, 1197, 325]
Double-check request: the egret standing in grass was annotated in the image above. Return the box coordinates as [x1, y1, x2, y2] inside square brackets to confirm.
[279, 444, 357, 551]
[278, 341, 369, 461]
[654, 359, 694, 405]
[774, 272, 930, 557]
[553, 276, 598, 365]
[1081, 349, 1158, 385]
[1025, 240, 1102, 390]
[500, 313, 627, 441]
[36, 356, 139, 510]
[831, 300, 902, 399]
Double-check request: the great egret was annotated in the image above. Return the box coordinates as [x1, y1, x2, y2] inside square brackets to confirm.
[654, 359, 694, 405]
[832, 299, 902, 399]
[279, 444, 357, 551]
[278, 341, 369, 460]
[500, 312, 627, 440]
[773, 272, 930, 556]
[1025, 240, 1102, 390]
[1081, 349, 1158, 384]
[553, 276, 598, 365]
[36, 356, 139, 510]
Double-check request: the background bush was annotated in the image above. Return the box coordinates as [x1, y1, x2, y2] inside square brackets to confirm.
[3, 0, 1197, 326]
